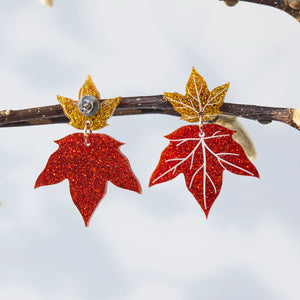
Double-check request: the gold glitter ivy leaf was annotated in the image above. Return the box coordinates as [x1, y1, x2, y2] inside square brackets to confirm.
[164, 67, 230, 122]
[57, 75, 121, 131]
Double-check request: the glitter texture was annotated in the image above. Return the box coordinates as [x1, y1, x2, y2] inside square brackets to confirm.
[35, 133, 142, 226]
[149, 124, 259, 217]
[164, 67, 230, 122]
[58, 75, 121, 130]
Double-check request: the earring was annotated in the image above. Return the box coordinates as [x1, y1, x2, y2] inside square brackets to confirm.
[35, 75, 141, 226]
[149, 67, 259, 217]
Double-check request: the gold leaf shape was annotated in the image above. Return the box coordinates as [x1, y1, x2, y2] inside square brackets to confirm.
[58, 75, 121, 130]
[164, 67, 230, 122]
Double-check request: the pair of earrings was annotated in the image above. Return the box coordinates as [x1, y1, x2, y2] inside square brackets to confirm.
[35, 68, 259, 226]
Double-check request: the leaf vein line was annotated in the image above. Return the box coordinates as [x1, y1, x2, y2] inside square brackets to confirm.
[193, 75, 202, 112]
[206, 172, 217, 194]
[152, 140, 202, 183]
[203, 141, 254, 176]
[203, 86, 227, 111]
[165, 96, 198, 114]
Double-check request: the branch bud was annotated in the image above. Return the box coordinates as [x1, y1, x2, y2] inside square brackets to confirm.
[288, 0, 300, 10]
[39, 0, 53, 7]
[224, 0, 239, 7]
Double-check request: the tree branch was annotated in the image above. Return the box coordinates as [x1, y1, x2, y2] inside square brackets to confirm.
[1, 95, 299, 131]
[222, 0, 300, 22]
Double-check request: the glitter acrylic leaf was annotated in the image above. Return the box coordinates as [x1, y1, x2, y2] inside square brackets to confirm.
[35, 133, 141, 226]
[57, 75, 121, 130]
[164, 67, 230, 123]
[149, 124, 259, 217]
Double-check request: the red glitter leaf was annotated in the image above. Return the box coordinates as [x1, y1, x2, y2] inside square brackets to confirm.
[35, 133, 141, 226]
[149, 124, 259, 217]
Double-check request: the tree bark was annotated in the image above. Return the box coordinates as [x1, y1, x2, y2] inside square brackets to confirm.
[222, 0, 300, 22]
[1, 95, 299, 131]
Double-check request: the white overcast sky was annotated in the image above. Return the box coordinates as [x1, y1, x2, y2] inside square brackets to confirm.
[0, 1, 300, 299]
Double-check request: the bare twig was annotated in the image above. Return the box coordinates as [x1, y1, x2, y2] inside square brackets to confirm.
[1, 95, 299, 131]
[222, 0, 300, 21]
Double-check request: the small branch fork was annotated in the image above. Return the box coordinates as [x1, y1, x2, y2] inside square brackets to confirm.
[1, 95, 299, 131]
[221, 0, 300, 21]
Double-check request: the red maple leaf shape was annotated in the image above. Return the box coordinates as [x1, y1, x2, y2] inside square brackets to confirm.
[35, 133, 141, 226]
[149, 124, 259, 217]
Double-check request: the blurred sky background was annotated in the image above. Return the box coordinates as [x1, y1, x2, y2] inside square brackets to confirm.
[0, 1, 300, 299]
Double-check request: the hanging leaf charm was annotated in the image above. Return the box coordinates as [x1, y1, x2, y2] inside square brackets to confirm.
[150, 124, 259, 217]
[35, 133, 142, 226]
